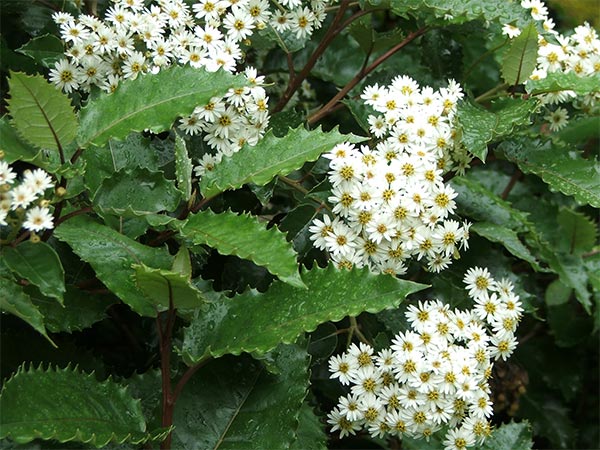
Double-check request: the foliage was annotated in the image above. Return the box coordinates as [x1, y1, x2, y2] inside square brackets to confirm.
[0, 1, 597, 450]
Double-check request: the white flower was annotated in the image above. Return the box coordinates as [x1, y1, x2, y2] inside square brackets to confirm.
[49, 59, 82, 93]
[23, 206, 54, 232]
[0, 161, 17, 186]
[545, 107, 570, 131]
[502, 24, 521, 38]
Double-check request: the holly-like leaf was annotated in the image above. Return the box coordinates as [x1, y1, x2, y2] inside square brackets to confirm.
[199, 126, 367, 198]
[180, 265, 427, 363]
[29, 285, 116, 333]
[93, 168, 182, 217]
[54, 216, 173, 317]
[0, 365, 165, 447]
[481, 421, 533, 450]
[0, 116, 40, 163]
[500, 137, 600, 208]
[3, 241, 65, 304]
[0, 277, 52, 344]
[290, 403, 327, 450]
[132, 264, 206, 311]
[172, 344, 310, 450]
[471, 222, 541, 270]
[15, 34, 65, 68]
[501, 22, 539, 86]
[174, 132, 193, 201]
[77, 66, 246, 148]
[176, 209, 304, 288]
[556, 208, 597, 255]
[457, 99, 536, 161]
[6, 71, 77, 152]
[527, 72, 600, 96]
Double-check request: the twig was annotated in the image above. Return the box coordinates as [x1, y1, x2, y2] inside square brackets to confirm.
[474, 83, 509, 103]
[500, 169, 522, 200]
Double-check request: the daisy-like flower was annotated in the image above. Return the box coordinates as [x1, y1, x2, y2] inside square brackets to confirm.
[0, 161, 17, 186]
[545, 107, 570, 131]
[49, 59, 82, 93]
[463, 267, 495, 298]
[23, 206, 54, 232]
[502, 24, 521, 38]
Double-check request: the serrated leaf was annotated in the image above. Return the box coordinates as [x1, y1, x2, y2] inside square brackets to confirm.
[471, 222, 541, 270]
[77, 66, 246, 148]
[172, 344, 309, 450]
[54, 216, 173, 317]
[501, 22, 538, 85]
[177, 209, 304, 288]
[481, 421, 533, 450]
[133, 264, 206, 311]
[180, 265, 427, 363]
[29, 285, 116, 333]
[0, 365, 161, 447]
[199, 126, 367, 198]
[457, 99, 536, 161]
[7, 71, 77, 152]
[174, 132, 193, 200]
[519, 393, 575, 449]
[500, 137, 600, 208]
[556, 115, 600, 143]
[3, 241, 65, 304]
[556, 208, 597, 255]
[290, 403, 327, 450]
[527, 72, 600, 96]
[0, 277, 52, 344]
[93, 168, 182, 217]
[543, 252, 591, 312]
[0, 116, 40, 162]
[16, 34, 64, 68]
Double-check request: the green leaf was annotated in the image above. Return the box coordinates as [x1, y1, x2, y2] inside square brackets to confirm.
[177, 209, 304, 288]
[199, 126, 367, 198]
[93, 168, 182, 217]
[172, 344, 309, 450]
[132, 264, 206, 311]
[0, 365, 163, 447]
[457, 99, 536, 161]
[500, 137, 600, 208]
[471, 222, 541, 270]
[519, 393, 575, 449]
[481, 421, 533, 450]
[501, 23, 538, 85]
[15, 35, 64, 68]
[181, 265, 427, 363]
[556, 207, 597, 255]
[0, 116, 40, 163]
[3, 241, 65, 304]
[545, 279, 572, 306]
[556, 115, 600, 143]
[77, 66, 246, 148]
[0, 277, 52, 344]
[7, 71, 77, 152]
[527, 72, 600, 96]
[54, 216, 173, 317]
[290, 403, 327, 450]
[30, 285, 116, 333]
[174, 132, 193, 201]
[542, 252, 591, 312]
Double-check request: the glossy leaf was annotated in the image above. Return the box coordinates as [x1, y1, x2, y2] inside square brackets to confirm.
[6, 71, 77, 152]
[0, 365, 164, 447]
[457, 99, 536, 161]
[501, 23, 538, 85]
[199, 126, 367, 198]
[77, 66, 246, 148]
[175, 132, 193, 200]
[3, 241, 65, 304]
[471, 222, 541, 270]
[290, 403, 327, 450]
[180, 265, 427, 363]
[481, 421, 533, 450]
[15, 34, 64, 68]
[500, 138, 600, 208]
[177, 209, 304, 288]
[0, 116, 41, 163]
[54, 216, 173, 317]
[0, 277, 52, 343]
[172, 344, 309, 450]
[30, 285, 116, 333]
[556, 208, 597, 255]
[527, 72, 600, 96]
[556, 116, 600, 143]
[132, 264, 206, 311]
[93, 168, 182, 217]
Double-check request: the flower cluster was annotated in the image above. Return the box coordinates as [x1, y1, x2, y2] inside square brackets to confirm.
[309, 76, 472, 275]
[327, 267, 524, 450]
[48, 0, 331, 165]
[502, 0, 600, 131]
[0, 162, 56, 234]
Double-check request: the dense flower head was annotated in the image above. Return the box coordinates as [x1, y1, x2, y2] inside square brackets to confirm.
[0, 163, 55, 233]
[310, 77, 472, 275]
[503, 1, 600, 131]
[48, 0, 333, 168]
[327, 268, 523, 449]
